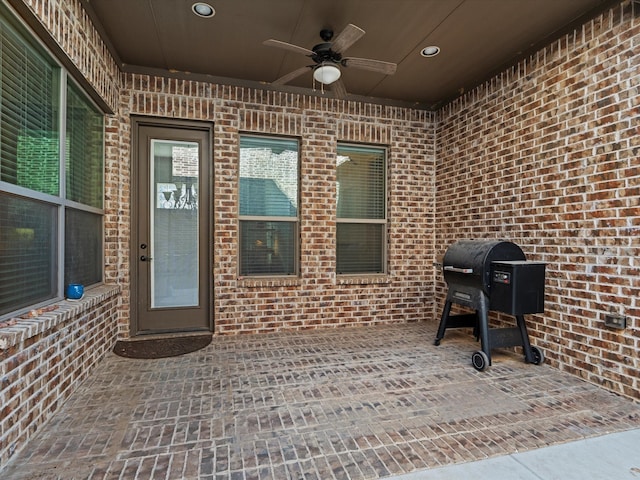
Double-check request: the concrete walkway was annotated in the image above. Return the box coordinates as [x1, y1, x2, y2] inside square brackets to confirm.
[387, 428, 640, 479]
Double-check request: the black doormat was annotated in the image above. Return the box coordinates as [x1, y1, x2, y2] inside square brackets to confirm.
[113, 334, 212, 359]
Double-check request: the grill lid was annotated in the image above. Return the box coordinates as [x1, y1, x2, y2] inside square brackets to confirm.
[442, 240, 526, 295]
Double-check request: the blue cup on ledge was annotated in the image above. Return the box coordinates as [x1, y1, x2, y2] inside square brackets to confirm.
[66, 283, 84, 300]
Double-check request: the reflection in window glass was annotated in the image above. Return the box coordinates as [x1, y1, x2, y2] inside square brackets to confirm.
[239, 136, 299, 276]
[239, 221, 296, 276]
[0, 18, 60, 195]
[150, 140, 199, 308]
[336, 144, 387, 274]
[65, 208, 102, 287]
[0, 193, 57, 316]
[66, 82, 104, 208]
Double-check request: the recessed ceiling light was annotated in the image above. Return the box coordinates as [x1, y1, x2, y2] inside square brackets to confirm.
[192, 2, 215, 18]
[421, 46, 441, 57]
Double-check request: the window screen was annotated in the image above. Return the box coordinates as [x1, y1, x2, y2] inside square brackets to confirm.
[336, 144, 387, 274]
[239, 136, 299, 276]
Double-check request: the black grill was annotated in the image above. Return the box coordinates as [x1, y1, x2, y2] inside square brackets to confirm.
[435, 239, 545, 371]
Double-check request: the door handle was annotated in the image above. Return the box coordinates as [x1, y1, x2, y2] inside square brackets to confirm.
[140, 255, 153, 261]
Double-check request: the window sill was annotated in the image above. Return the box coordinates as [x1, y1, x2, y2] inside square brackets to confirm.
[236, 275, 391, 288]
[337, 274, 390, 285]
[0, 284, 120, 352]
[237, 276, 302, 288]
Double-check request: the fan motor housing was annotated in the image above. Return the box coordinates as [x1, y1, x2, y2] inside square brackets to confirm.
[311, 42, 341, 64]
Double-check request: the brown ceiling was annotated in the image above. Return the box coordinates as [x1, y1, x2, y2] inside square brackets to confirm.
[81, 0, 616, 110]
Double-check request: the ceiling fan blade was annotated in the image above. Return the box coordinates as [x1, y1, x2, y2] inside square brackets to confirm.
[271, 66, 310, 85]
[330, 79, 347, 99]
[263, 39, 313, 56]
[331, 24, 365, 53]
[343, 57, 397, 75]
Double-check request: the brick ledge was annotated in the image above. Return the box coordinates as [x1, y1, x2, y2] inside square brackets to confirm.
[336, 274, 390, 285]
[0, 284, 120, 351]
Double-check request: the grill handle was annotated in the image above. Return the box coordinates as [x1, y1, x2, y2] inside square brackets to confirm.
[444, 265, 474, 274]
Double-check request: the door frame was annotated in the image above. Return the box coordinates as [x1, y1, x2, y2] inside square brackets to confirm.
[130, 116, 214, 336]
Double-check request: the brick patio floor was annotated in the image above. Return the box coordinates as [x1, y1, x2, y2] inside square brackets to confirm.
[3, 322, 639, 479]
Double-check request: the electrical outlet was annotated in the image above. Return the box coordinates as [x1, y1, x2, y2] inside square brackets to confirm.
[604, 313, 626, 329]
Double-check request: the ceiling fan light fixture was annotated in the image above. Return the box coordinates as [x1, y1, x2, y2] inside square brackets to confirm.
[313, 64, 341, 84]
[192, 2, 215, 18]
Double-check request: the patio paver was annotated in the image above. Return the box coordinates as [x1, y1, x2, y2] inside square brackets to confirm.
[3, 322, 639, 479]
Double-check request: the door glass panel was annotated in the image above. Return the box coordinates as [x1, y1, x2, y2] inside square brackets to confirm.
[150, 140, 199, 308]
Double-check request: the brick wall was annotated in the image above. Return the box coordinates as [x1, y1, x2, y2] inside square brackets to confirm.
[0, 0, 124, 470]
[118, 77, 438, 335]
[3, 7, 636, 478]
[104, 85, 132, 338]
[435, 1, 639, 400]
[0, 286, 120, 469]
[18, 0, 119, 111]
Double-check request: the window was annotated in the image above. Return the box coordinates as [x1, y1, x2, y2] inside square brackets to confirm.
[66, 82, 104, 209]
[64, 82, 104, 288]
[0, 15, 60, 194]
[239, 135, 299, 276]
[336, 144, 387, 274]
[0, 5, 104, 318]
[0, 194, 57, 313]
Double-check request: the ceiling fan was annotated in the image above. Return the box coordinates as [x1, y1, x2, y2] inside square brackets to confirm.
[263, 24, 397, 97]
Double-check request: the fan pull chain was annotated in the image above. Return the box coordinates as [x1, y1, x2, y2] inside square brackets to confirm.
[312, 75, 326, 94]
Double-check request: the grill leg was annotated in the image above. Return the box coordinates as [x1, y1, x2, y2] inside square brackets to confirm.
[434, 300, 453, 345]
[516, 315, 535, 363]
[477, 294, 491, 365]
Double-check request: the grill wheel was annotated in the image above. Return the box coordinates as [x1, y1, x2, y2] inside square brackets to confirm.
[529, 346, 545, 365]
[471, 351, 489, 371]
